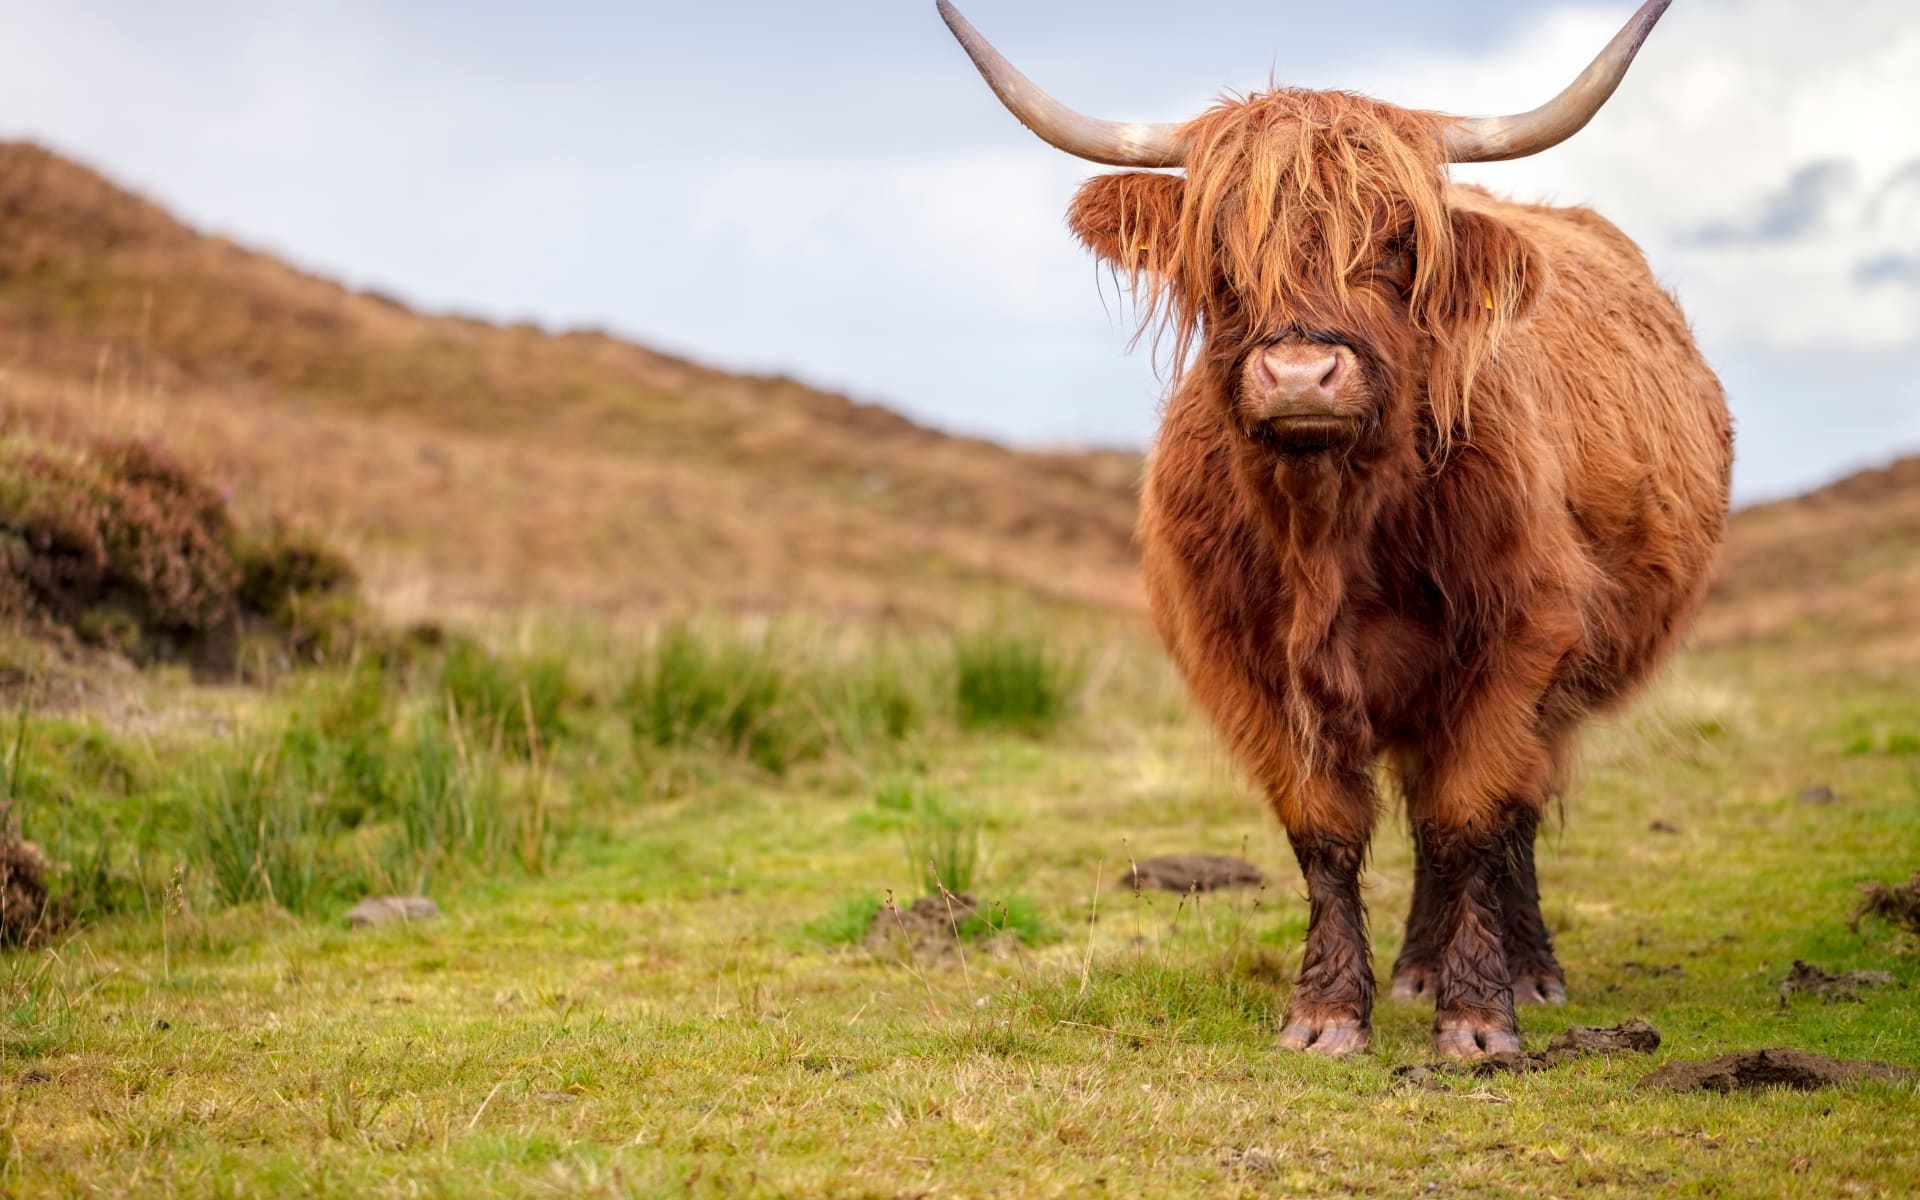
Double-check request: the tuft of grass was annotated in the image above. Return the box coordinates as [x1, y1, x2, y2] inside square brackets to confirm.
[806, 893, 883, 947]
[956, 894, 1051, 945]
[0, 951, 72, 1061]
[819, 643, 930, 756]
[623, 625, 826, 775]
[196, 749, 340, 914]
[377, 712, 557, 891]
[952, 627, 1085, 734]
[439, 641, 573, 759]
[891, 778, 983, 897]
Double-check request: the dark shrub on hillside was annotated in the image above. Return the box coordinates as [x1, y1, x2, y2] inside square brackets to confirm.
[1, 432, 363, 668]
[235, 525, 362, 666]
[0, 833, 52, 947]
[0, 436, 237, 651]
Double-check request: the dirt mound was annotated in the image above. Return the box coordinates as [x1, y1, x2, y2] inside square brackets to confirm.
[1852, 873, 1920, 935]
[0, 835, 51, 947]
[1128, 855, 1265, 893]
[1642, 1049, 1916, 1094]
[1778, 961, 1897, 1004]
[1395, 1020, 1662, 1086]
[865, 893, 980, 956]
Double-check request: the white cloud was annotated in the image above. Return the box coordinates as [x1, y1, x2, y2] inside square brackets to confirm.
[1364, 0, 1920, 352]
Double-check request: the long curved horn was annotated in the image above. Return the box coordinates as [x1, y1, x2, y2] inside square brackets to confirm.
[936, 0, 1188, 168]
[1444, 0, 1675, 163]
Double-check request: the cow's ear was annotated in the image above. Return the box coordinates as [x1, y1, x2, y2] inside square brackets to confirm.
[1068, 172, 1186, 277]
[1441, 207, 1547, 330]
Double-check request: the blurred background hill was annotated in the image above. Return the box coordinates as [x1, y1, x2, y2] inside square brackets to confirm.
[0, 142, 1141, 630]
[1, 140, 1914, 665]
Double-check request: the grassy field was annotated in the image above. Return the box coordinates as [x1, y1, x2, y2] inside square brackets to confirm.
[3, 623, 1917, 1198]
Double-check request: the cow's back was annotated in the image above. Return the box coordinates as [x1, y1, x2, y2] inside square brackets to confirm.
[1460, 187, 1734, 712]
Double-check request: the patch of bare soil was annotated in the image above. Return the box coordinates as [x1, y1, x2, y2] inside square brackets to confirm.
[1395, 1020, 1662, 1086]
[864, 893, 980, 956]
[1778, 960, 1897, 1004]
[1128, 855, 1265, 893]
[0, 835, 52, 947]
[1642, 1049, 1917, 1093]
[1852, 872, 1920, 935]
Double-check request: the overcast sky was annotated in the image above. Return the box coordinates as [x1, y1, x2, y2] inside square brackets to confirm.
[1, 0, 1915, 502]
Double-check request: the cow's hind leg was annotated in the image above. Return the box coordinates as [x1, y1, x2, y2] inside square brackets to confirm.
[1389, 831, 1442, 1001]
[1500, 811, 1565, 1006]
[1396, 815, 1563, 1005]
[1423, 811, 1528, 1059]
[1277, 827, 1375, 1058]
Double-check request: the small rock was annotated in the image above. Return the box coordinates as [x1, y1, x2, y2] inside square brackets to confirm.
[1128, 854, 1265, 894]
[1649, 820, 1681, 835]
[346, 896, 441, 929]
[1642, 1049, 1916, 1093]
[1796, 785, 1840, 806]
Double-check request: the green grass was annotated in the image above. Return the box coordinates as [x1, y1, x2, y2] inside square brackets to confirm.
[883, 774, 985, 896]
[952, 625, 1086, 734]
[2, 629, 1918, 1197]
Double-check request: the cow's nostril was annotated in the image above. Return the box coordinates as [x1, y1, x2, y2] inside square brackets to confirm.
[1319, 354, 1344, 393]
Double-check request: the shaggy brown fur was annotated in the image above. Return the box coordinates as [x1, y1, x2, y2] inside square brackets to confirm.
[1069, 90, 1732, 1058]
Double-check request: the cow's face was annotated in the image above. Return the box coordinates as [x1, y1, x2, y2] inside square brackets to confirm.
[1067, 91, 1544, 458]
[937, 0, 1670, 455]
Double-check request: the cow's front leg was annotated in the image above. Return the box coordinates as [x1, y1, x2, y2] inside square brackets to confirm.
[1277, 830, 1374, 1057]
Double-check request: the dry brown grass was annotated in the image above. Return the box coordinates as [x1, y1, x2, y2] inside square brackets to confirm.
[1701, 456, 1920, 665]
[0, 141, 1143, 629]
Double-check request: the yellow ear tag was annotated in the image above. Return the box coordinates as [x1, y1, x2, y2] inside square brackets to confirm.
[1483, 289, 1496, 311]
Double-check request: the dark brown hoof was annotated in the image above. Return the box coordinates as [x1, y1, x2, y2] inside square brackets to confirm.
[1278, 1007, 1372, 1058]
[1434, 1017, 1523, 1061]
[1511, 966, 1567, 1007]
[1389, 964, 1437, 1001]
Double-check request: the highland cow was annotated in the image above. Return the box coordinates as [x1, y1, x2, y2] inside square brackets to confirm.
[940, 0, 1732, 1060]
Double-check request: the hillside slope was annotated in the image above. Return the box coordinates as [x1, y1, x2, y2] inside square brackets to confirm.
[1702, 456, 1920, 662]
[0, 142, 1142, 623]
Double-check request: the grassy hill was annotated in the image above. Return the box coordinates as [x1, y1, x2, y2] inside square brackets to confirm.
[0, 141, 1142, 626]
[1702, 456, 1920, 663]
